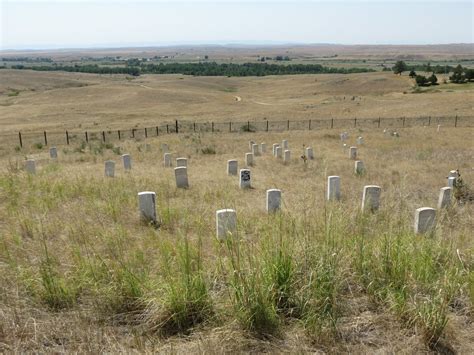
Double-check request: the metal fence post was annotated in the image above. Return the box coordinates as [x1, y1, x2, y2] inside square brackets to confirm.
[212, 122, 214, 132]
[354, 118, 357, 128]
[287, 120, 290, 130]
[156, 126, 159, 136]
[85, 131, 88, 143]
[229, 122, 232, 132]
[175, 120, 179, 133]
[66, 131, 69, 145]
[378, 117, 381, 128]
[44, 131, 47, 146]
[331, 118, 334, 129]
[166, 125, 169, 134]
[18, 132, 22, 148]
[455, 115, 458, 127]
[118, 130, 121, 140]
[266, 120, 269, 132]
[193, 122, 196, 132]
[308, 119, 311, 130]
[102, 131, 106, 142]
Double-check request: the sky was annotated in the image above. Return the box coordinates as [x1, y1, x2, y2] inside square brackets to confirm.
[1, 0, 473, 50]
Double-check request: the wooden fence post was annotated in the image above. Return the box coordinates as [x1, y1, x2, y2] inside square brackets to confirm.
[156, 126, 159, 136]
[85, 131, 88, 143]
[287, 120, 290, 130]
[193, 122, 196, 132]
[354, 118, 357, 128]
[44, 131, 47, 146]
[455, 115, 458, 127]
[118, 130, 121, 140]
[102, 131, 106, 142]
[378, 117, 381, 128]
[175, 120, 179, 133]
[331, 118, 334, 129]
[229, 122, 232, 132]
[66, 131, 70, 145]
[212, 122, 214, 133]
[308, 119, 311, 130]
[18, 132, 23, 148]
[266, 120, 269, 132]
[166, 125, 169, 134]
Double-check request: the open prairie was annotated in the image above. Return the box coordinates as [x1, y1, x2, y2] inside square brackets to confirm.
[0, 44, 473, 353]
[0, 69, 473, 135]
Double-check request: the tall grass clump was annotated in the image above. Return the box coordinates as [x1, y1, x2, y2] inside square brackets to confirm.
[144, 237, 213, 335]
[225, 236, 280, 335]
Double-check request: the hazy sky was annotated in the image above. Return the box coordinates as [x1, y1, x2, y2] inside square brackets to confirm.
[1, 0, 473, 50]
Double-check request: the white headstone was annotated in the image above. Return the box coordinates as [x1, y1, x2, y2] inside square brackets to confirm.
[105, 160, 115, 177]
[272, 143, 280, 156]
[245, 152, 254, 166]
[361, 185, 381, 212]
[414, 207, 436, 234]
[266, 189, 281, 213]
[283, 149, 291, 163]
[327, 176, 341, 201]
[437, 187, 452, 209]
[252, 144, 260, 156]
[448, 170, 459, 178]
[260, 143, 266, 154]
[355, 160, 364, 175]
[349, 146, 357, 160]
[275, 147, 282, 159]
[164, 153, 172, 167]
[174, 167, 189, 188]
[447, 177, 456, 188]
[239, 169, 251, 189]
[176, 157, 187, 167]
[227, 160, 238, 175]
[216, 209, 237, 241]
[25, 159, 36, 174]
[49, 147, 58, 159]
[356, 136, 364, 145]
[122, 154, 132, 170]
[306, 147, 314, 160]
[249, 140, 255, 150]
[437, 124, 441, 132]
[282, 140, 289, 149]
[138, 191, 157, 223]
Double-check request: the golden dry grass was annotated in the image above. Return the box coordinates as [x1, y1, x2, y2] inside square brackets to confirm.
[0, 126, 473, 353]
[0, 70, 472, 135]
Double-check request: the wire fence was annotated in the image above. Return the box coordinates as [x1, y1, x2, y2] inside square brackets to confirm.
[8, 115, 473, 149]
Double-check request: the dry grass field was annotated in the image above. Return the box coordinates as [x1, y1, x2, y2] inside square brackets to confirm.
[0, 69, 473, 136]
[0, 44, 473, 352]
[0, 126, 473, 353]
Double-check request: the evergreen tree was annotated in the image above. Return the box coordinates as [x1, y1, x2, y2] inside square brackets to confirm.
[392, 61, 407, 74]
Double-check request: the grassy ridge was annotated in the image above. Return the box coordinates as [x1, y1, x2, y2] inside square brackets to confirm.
[0, 129, 472, 352]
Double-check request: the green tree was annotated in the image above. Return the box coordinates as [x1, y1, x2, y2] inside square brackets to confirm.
[409, 70, 417, 78]
[415, 75, 428, 86]
[428, 73, 438, 85]
[392, 61, 408, 75]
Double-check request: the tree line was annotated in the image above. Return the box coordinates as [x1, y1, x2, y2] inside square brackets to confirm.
[3, 62, 375, 77]
[392, 61, 474, 85]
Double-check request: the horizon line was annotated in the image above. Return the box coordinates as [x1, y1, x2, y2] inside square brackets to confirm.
[2, 41, 474, 53]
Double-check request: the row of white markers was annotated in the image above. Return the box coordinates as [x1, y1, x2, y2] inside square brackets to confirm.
[23, 138, 454, 237]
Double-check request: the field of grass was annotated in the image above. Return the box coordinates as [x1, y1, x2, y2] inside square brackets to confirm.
[0, 70, 473, 136]
[0, 127, 472, 352]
